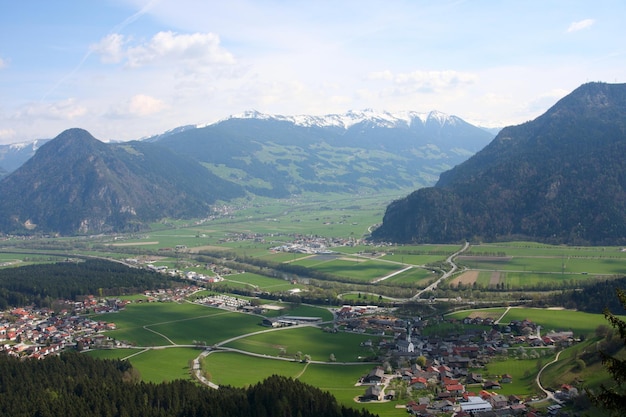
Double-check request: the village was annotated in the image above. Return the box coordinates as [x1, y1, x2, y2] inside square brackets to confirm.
[332, 305, 578, 416]
[0, 285, 203, 358]
[0, 282, 582, 417]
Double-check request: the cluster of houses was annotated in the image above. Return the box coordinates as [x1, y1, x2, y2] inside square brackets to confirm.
[0, 304, 119, 359]
[0, 284, 208, 359]
[347, 312, 582, 415]
[270, 234, 359, 255]
[195, 294, 251, 310]
[358, 362, 529, 415]
[142, 285, 202, 302]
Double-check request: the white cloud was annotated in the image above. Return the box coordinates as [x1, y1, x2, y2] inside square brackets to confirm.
[126, 31, 235, 68]
[0, 128, 16, 141]
[105, 94, 167, 119]
[16, 99, 87, 120]
[0, 57, 6, 69]
[567, 19, 595, 33]
[368, 70, 477, 96]
[128, 94, 166, 116]
[90, 33, 126, 64]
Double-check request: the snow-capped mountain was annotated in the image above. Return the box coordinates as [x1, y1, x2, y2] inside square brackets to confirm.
[150, 108, 495, 197]
[220, 109, 463, 130]
[1, 108, 496, 200]
[0, 138, 50, 176]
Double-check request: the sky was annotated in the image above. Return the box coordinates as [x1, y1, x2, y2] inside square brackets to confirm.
[1, 0, 625, 144]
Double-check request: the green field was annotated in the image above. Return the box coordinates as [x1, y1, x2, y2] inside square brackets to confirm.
[87, 347, 200, 383]
[475, 356, 550, 397]
[202, 351, 306, 386]
[500, 307, 610, 338]
[104, 302, 264, 346]
[447, 307, 611, 338]
[201, 351, 406, 416]
[223, 272, 301, 292]
[5, 190, 626, 417]
[223, 326, 379, 362]
[290, 256, 404, 282]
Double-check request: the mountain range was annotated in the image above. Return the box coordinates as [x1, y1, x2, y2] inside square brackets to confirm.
[0, 139, 50, 179]
[371, 82, 626, 246]
[0, 110, 494, 235]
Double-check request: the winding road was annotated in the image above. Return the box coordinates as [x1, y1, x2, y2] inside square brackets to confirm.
[413, 241, 469, 299]
[533, 350, 563, 404]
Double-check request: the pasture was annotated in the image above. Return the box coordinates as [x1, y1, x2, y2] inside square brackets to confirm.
[87, 347, 200, 383]
[475, 356, 550, 397]
[290, 255, 404, 282]
[223, 325, 379, 362]
[500, 307, 609, 337]
[460, 242, 626, 278]
[222, 272, 300, 292]
[447, 307, 610, 338]
[104, 302, 264, 346]
[201, 351, 406, 416]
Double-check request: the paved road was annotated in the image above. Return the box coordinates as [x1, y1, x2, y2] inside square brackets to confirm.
[533, 350, 563, 404]
[413, 241, 469, 299]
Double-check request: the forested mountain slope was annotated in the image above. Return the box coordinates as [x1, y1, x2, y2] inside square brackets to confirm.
[371, 82, 626, 245]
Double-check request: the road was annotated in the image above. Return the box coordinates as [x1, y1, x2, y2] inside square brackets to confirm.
[412, 241, 469, 299]
[533, 350, 563, 404]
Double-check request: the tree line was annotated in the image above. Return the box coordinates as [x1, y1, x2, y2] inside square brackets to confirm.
[0, 259, 179, 310]
[0, 352, 377, 417]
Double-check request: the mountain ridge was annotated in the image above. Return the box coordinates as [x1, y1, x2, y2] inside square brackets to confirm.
[0, 128, 244, 235]
[371, 82, 626, 245]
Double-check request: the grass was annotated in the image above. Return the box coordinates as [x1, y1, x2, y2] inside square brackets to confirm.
[223, 326, 380, 362]
[382, 267, 435, 286]
[201, 351, 407, 416]
[104, 301, 264, 346]
[202, 351, 306, 386]
[87, 347, 200, 383]
[447, 307, 612, 338]
[500, 307, 610, 338]
[289, 256, 404, 282]
[223, 272, 300, 292]
[476, 355, 549, 397]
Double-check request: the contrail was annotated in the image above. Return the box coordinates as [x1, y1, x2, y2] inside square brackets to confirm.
[40, 0, 160, 102]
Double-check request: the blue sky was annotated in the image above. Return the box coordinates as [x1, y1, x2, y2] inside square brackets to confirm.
[1, 0, 625, 144]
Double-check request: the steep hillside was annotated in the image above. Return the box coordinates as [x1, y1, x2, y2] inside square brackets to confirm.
[371, 82, 626, 245]
[0, 128, 244, 235]
[153, 110, 494, 196]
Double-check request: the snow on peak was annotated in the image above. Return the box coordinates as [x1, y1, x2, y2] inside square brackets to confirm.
[216, 109, 458, 130]
[426, 110, 458, 126]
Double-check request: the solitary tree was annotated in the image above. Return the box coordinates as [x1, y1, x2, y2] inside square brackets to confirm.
[589, 288, 626, 415]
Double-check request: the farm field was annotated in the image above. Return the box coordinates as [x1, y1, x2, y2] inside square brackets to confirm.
[201, 351, 406, 416]
[289, 255, 404, 282]
[380, 267, 435, 286]
[447, 307, 613, 338]
[499, 307, 610, 338]
[222, 272, 300, 292]
[87, 347, 200, 383]
[459, 242, 626, 277]
[223, 325, 380, 362]
[104, 302, 264, 346]
[474, 356, 551, 397]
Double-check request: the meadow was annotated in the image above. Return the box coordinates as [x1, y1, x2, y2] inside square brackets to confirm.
[104, 302, 263, 346]
[201, 351, 407, 416]
[87, 347, 201, 383]
[447, 307, 611, 338]
[222, 325, 380, 362]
